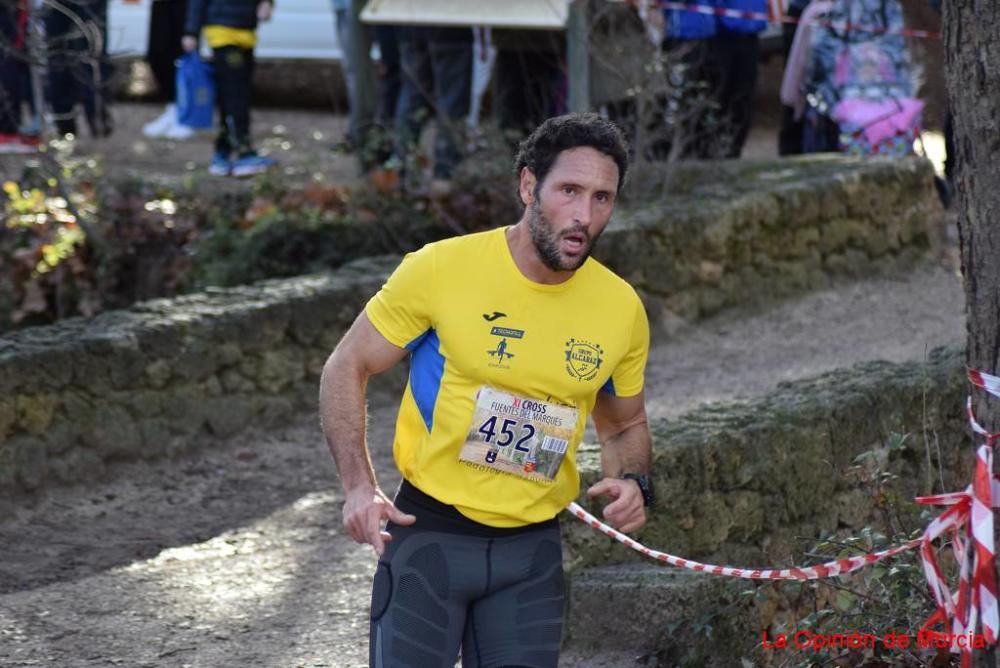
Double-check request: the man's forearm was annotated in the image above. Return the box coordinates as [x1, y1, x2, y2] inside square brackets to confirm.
[319, 353, 377, 494]
[599, 420, 652, 478]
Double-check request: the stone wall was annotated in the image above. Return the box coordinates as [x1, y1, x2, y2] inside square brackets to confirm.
[0, 157, 944, 494]
[0, 257, 396, 494]
[599, 156, 944, 328]
[564, 348, 971, 664]
[566, 347, 969, 571]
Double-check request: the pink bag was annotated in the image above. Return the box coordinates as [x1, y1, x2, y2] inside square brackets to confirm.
[831, 97, 924, 155]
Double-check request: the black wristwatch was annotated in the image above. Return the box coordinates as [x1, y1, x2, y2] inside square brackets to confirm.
[622, 473, 654, 507]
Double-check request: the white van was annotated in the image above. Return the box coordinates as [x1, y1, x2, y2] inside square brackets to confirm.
[107, 0, 343, 61]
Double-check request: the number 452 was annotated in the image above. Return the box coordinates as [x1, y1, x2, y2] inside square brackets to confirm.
[478, 416, 534, 453]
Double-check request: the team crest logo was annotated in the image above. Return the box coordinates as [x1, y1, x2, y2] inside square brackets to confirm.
[564, 338, 603, 381]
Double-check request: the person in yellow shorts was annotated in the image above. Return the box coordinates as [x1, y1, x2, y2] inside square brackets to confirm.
[320, 113, 654, 668]
[182, 0, 276, 176]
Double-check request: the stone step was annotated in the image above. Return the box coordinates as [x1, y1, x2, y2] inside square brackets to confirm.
[564, 562, 756, 667]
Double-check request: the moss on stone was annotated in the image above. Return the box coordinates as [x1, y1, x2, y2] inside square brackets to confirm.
[565, 347, 967, 571]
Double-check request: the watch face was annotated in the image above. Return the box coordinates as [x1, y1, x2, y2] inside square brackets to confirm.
[638, 478, 654, 507]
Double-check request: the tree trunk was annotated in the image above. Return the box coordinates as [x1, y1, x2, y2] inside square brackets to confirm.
[947, 3, 1000, 380]
[944, 3, 1000, 667]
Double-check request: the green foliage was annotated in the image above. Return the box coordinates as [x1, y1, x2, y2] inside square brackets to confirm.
[439, 124, 523, 230]
[0, 140, 521, 333]
[1, 153, 209, 332]
[1, 178, 97, 328]
[750, 432, 959, 668]
[189, 179, 449, 288]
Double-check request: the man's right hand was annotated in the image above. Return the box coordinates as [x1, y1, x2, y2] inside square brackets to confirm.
[181, 36, 198, 52]
[343, 486, 416, 557]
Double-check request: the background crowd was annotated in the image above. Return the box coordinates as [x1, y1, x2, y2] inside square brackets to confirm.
[0, 0, 938, 192]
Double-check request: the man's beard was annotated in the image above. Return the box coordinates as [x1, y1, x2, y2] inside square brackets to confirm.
[526, 197, 602, 273]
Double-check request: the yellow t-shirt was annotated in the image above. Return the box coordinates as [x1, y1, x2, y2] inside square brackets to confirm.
[366, 226, 650, 527]
[203, 25, 257, 49]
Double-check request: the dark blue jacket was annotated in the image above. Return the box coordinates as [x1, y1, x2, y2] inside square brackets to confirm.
[663, 1, 717, 40]
[717, 0, 768, 34]
[185, 0, 268, 37]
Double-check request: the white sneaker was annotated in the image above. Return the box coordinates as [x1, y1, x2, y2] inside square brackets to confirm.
[164, 119, 195, 140]
[142, 103, 176, 138]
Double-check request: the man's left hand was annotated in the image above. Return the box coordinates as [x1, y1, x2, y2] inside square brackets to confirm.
[586, 477, 647, 533]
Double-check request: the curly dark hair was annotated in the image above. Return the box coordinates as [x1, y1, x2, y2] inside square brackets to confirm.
[513, 113, 630, 195]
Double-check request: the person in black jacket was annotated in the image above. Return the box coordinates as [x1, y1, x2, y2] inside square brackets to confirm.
[182, 0, 275, 176]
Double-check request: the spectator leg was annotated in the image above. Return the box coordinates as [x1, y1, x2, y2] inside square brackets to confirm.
[76, 0, 113, 138]
[428, 38, 472, 179]
[0, 3, 21, 135]
[393, 37, 432, 178]
[370, 24, 400, 165]
[716, 32, 759, 159]
[212, 45, 254, 155]
[45, 5, 79, 135]
[335, 4, 373, 149]
[374, 25, 400, 126]
[147, 0, 188, 102]
[494, 47, 561, 139]
[778, 14, 804, 156]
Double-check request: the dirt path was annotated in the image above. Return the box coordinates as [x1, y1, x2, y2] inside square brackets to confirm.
[0, 262, 964, 668]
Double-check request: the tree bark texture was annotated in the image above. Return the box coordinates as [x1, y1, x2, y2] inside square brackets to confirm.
[946, 1, 1000, 430]
[945, 4, 1000, 667]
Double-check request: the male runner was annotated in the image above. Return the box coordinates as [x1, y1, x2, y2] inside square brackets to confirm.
[320, 113, 654, 668]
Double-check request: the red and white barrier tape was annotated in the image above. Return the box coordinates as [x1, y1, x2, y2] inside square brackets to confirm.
[970, 369, 1000, 401]
[658, 1, 941, 40]
[566, 500, 920, 580]
[916, 447, 998, 667]
[567, 366, 1000, 664]
[930, 367, 1000, 667]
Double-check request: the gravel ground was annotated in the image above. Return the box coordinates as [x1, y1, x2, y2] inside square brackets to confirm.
[70, 103, 363, 186]
[0, 257, 965, 668]
[0, 99, 783, 185]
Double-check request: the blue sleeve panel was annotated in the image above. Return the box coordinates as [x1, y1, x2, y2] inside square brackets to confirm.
[407, 329, 445, 433]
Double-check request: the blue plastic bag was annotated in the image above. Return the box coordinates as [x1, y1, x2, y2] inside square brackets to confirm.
[175, 52, 215, 129]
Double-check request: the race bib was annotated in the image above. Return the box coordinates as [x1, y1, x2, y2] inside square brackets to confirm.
[459, 387, 578, 483]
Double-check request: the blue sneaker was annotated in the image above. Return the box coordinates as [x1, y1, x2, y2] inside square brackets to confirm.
[208, 153, 232, 176]
[231, 153, 276, 177]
